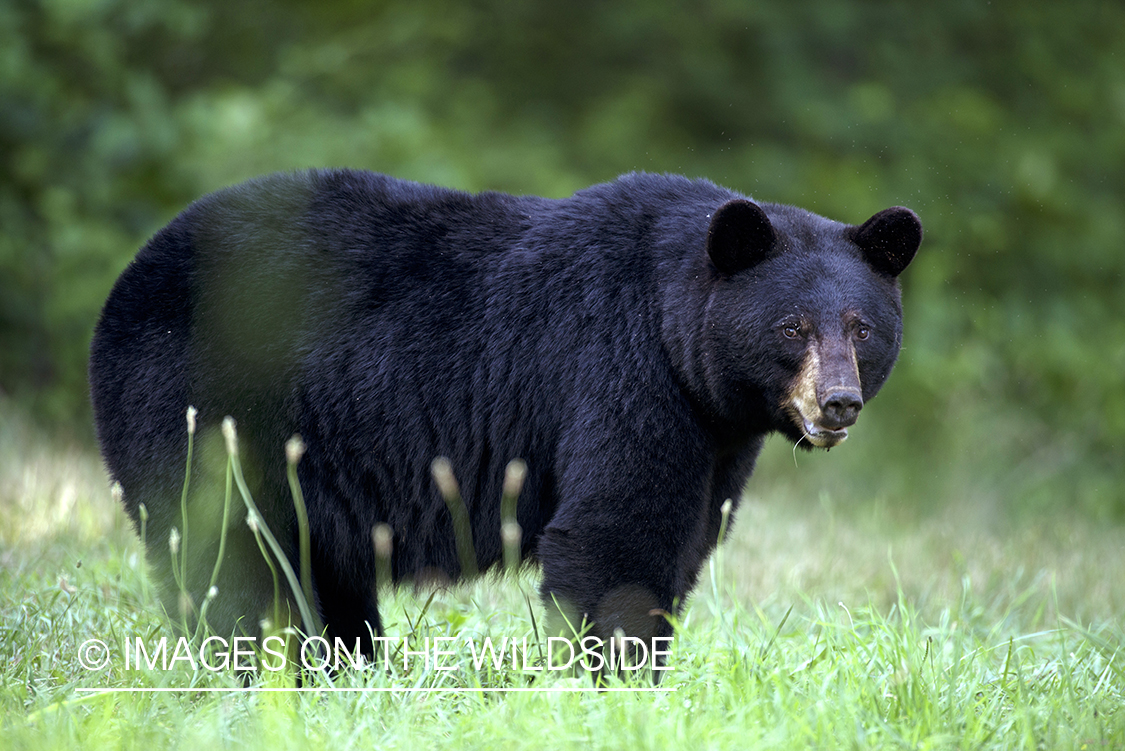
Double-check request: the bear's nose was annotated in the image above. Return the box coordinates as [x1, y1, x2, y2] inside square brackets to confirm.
[820, 390, 863, 429]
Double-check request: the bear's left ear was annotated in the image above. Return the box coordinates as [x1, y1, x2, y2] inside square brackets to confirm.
[848, 207, 923, 278]
[706, 199, 776, 275]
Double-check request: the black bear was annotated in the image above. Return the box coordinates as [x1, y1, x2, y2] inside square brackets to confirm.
[89, 170, 921, 661]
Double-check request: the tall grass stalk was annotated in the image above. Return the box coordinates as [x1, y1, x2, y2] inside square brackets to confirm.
[178, 407, 196, 595]
[220, 417, 319, 639]
[284, 435, 321, 635]
[501, 458, 527, 574]
[432, 456, 479, 578]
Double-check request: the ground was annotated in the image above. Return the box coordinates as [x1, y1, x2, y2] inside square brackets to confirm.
[2, 404, 1123, 749]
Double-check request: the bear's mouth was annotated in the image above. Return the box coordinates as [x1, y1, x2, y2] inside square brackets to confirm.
[798, 417, 849, 448]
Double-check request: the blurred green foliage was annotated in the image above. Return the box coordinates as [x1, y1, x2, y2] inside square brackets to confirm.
[2, 0, 1123, 518]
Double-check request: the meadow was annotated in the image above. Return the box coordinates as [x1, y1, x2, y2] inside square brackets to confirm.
[2, 401, 1121, 750]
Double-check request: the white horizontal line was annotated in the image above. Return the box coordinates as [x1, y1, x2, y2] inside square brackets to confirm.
[75, 686, 676, 694]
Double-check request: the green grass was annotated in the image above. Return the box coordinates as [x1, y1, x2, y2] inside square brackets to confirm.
[1, 402, 1122, 749]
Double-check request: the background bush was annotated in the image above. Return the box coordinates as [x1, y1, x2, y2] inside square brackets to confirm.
[2, 0, 1122, 519]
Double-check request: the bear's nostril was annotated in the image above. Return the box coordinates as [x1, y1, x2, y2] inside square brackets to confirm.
[821, 391, 863, 429]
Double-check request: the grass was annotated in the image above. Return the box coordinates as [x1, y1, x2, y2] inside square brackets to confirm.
[1, 400, 1122, 750]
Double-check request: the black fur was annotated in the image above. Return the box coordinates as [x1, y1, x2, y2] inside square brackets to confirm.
[89, 169, 921, 653]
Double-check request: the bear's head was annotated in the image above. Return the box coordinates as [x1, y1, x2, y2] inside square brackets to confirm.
[696, 198, 922, 448]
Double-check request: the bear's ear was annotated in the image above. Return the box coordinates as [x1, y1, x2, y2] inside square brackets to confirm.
[706, 199, 776, 275]
[849, 207, 923, 278]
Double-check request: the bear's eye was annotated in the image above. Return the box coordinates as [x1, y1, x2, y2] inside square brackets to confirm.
[782, 324, 801, 339]
[855, 325, 870, 341]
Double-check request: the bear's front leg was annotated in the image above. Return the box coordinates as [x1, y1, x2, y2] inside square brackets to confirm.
[536, 419, 714, 676]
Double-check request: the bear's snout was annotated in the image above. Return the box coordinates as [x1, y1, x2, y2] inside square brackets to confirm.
[785, 335, 867, 448]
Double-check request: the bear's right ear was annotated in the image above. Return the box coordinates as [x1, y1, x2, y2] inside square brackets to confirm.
[706, 199, 776, 275]
[848, 207, 923, 278]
